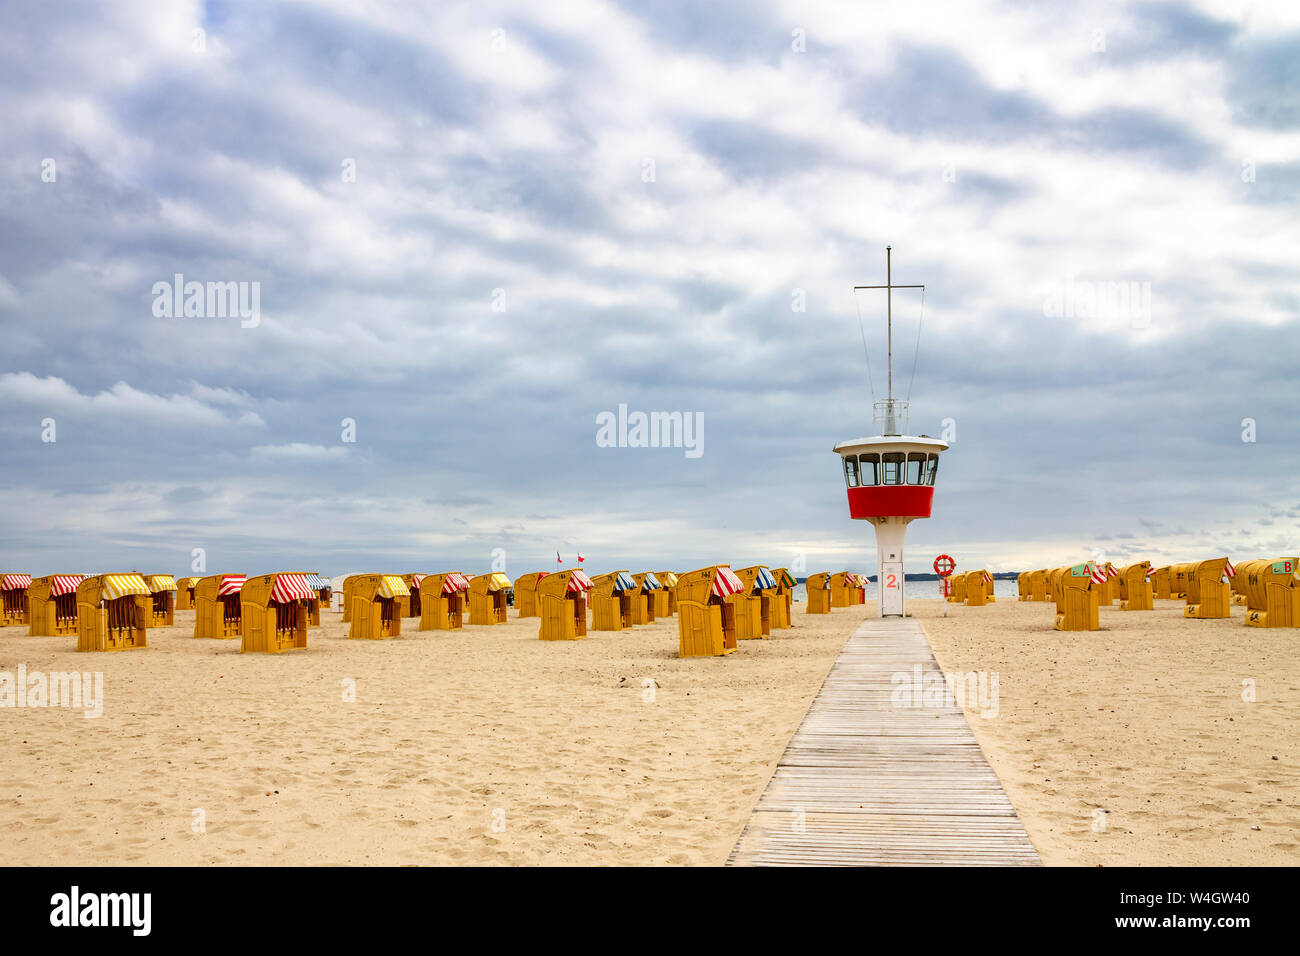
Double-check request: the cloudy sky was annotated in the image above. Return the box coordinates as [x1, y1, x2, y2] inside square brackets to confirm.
[2, 0, 1298, 580]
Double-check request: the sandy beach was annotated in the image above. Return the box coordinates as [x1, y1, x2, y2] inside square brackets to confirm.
[918, 597, 1300, 866]
[1, 604, 869, 866]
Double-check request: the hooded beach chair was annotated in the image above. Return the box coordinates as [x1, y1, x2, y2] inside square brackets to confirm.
[175, 577, 199, 610]
[348, 574, 409, 639]
[630, 573, 663, 624]
[141, 574, 177, 627]
[418, 572, 470, 630]
[731, 566, 778, 639]
[1049, 564, 1100, 631]
[830, 571, 862, 608]
[1240, 558, 1300, 627]
[513, 572, 548, 618]
[653, 572, 680, 616]
[1, 573, 31, 627]
[194, 574, 246, 638]
[27, 575, 84, 636]
[804, 572, 832, 614]
[588, 571, 639, 630]
[466, 572, 510, 625]
[1117, 562, 1154, 611]
[770, 568, 796, 629]
[1183, 558, 1232, 619]
[946, 571, 969, 604]
[965, 570, 993, 607]
[241, 573, 312, 653]
[76, 574, 150, 651]
[675, 565, 744, 657]
[538, 568, 594, 641]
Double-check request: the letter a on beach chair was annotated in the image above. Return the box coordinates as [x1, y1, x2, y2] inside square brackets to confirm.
[676, 566, 743, 657]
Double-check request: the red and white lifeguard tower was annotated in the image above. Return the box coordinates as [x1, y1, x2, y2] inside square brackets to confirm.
[835, 247, 947, 617]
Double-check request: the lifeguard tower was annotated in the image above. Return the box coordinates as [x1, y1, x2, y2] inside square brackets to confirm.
[835, 248, 948, 617]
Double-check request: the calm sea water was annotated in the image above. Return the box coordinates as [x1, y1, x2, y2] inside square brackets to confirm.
[791, 579, 1021, 602]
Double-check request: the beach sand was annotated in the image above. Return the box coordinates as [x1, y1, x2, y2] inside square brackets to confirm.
[1, 603, 870, 866]
[916, 597, 1300, 866]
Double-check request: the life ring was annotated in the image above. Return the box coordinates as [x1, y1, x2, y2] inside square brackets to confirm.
[933, 554, 956, 577]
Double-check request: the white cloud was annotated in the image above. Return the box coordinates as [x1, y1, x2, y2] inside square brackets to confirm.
[0, 373, 266, 428]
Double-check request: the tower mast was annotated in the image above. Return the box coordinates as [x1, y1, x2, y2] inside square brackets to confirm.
[854, 246, 923, 435]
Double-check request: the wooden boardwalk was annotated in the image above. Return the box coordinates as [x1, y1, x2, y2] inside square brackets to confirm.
[728, 617, 1040, 866]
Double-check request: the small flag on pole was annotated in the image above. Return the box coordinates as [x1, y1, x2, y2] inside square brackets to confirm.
[577, 552, 585, 563]
[556, 551, 562, 564]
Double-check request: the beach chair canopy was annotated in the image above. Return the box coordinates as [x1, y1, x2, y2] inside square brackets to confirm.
[100, 574, 150, 600]
[376, 575, 411, 598]
[639, 573, 661, 590]
[474, 572, 511, 592]
[217, 574, 247, 596]
[268, 572, 314, 603]
[751, 568, 777, 589]
[566, 569, 595, 592]
[711, 567, 745, 597]
[655, 571, 679, 588]
[609, 572, 638, 591]
[774, 569, 796, 587]
[50, 574, 85, 596]
[408, 573, 426, 589]
[2, 574, 32, 590]
[146, 574, 177, 593]
[303, 573, 329, 591]
[439, 572, 472, 594]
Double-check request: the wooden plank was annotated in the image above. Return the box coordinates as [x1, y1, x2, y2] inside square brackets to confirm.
[728, 617, 1040, 866]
